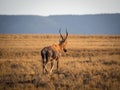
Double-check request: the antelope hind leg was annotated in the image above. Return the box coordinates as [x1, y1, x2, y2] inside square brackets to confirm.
[50, 61, 54, 75]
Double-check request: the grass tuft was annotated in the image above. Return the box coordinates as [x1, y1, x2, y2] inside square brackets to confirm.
[0, 34, 120, 90]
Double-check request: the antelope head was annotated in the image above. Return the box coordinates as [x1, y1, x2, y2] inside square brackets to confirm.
[59, 29, 68, 52]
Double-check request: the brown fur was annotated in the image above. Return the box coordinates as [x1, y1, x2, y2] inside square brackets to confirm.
[41, 30, 68, 75]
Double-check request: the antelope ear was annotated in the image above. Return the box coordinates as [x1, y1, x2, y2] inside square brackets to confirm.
[59, 39, 61, 42]
[59, 38, 62, 43]
[59, 36, 62, 41]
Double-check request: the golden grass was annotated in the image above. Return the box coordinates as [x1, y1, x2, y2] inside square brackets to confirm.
[0, 34, 120, 90]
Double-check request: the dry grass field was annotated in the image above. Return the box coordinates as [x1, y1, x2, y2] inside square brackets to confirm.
[0, 34, 120, 90]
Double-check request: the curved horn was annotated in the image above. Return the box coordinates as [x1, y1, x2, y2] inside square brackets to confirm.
[65, 28, 68, 40]
[59, 28, 64, 40]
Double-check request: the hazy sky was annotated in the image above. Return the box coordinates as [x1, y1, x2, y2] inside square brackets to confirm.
[0, 0, 120, 16]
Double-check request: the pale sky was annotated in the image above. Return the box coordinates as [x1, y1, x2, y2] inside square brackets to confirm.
[0, 0, 120, 16]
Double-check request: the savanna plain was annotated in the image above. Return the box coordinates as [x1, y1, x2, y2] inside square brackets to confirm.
[0, 34, 120, 90]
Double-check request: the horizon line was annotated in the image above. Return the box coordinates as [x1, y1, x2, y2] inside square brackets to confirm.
[0, 12, 120, 16]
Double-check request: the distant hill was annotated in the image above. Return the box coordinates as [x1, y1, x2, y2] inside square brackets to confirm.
[0, 14, 120, 34]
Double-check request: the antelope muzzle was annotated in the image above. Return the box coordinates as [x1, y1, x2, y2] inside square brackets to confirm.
[63, 48, 67, 52]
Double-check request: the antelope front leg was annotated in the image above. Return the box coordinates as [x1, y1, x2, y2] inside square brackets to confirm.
[57, 59, 59, 73]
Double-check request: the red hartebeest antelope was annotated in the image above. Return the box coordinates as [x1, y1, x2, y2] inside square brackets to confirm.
[41, 29, 68, 75]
